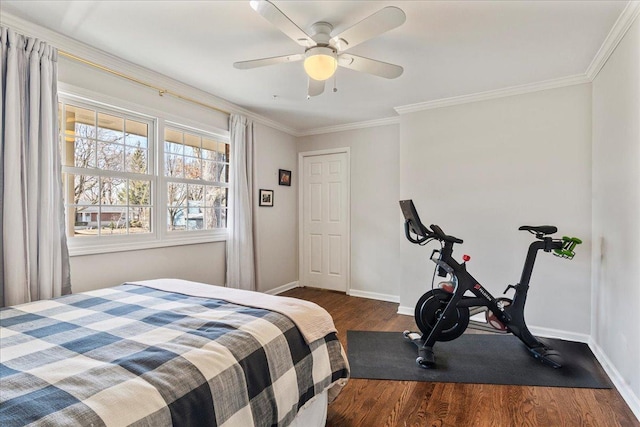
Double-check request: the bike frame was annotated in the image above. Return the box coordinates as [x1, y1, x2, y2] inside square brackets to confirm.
[422, 237, 564, 350]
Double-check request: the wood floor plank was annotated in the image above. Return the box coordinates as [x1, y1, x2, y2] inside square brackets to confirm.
[283, 287, 639, 427]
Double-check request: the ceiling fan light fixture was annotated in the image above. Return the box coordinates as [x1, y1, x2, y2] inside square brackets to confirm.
[304, 47, 337, 81]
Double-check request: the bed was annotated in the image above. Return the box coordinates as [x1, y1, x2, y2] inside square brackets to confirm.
[0, 279, 349, 426]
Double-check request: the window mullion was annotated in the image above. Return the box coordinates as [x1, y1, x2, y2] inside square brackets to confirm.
[157, 118, 167, 242]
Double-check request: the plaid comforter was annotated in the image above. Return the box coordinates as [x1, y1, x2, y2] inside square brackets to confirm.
[0, 284, 349, 426]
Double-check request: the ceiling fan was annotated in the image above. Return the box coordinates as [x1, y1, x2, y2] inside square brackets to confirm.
[234, 0, 406, 98]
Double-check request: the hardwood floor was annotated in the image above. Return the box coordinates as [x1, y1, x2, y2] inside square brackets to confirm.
[282, 287, 639, 427]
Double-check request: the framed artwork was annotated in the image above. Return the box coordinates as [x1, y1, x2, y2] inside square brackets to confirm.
[259, 189, 274, 207]
[279, 169, 292, 186]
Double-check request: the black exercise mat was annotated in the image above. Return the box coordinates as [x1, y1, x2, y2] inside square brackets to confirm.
[347, 331, 611, 388]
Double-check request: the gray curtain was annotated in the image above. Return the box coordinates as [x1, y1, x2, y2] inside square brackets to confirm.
[226, 114, 256, 290]
[1, 27, 71, 306]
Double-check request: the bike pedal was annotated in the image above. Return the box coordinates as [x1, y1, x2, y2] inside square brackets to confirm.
[406, 332, 422, 341]
[528, 347, 563, 369]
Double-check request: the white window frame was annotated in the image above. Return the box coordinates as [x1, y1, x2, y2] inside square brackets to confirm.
[160, 121, 230, 241]
[59, 92, 230, 256]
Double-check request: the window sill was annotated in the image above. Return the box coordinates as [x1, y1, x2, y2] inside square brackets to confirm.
[68, 232, 228, 257]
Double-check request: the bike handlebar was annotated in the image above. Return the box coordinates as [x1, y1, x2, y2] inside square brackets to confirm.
[553, 236, 582, 259]
[430, 224, 463, 244]
[400, 199, 580, 260]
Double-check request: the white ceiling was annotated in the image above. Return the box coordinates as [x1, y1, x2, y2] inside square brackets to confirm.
[1, 1, 627, 133]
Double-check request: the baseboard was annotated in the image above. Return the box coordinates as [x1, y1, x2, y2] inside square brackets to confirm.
[528, 325, 590, 344]
[589, 338, 640, 422]
[399, 308, 592, 343]
[265, 281, 299, 295]
[348, 289, 399, 303]
[397, 305, 413, 316]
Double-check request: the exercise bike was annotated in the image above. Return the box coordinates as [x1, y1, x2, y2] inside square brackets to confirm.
[399, 199, 582, 369]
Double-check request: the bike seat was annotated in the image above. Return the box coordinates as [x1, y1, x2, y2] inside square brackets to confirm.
[518, 225, 557, 235]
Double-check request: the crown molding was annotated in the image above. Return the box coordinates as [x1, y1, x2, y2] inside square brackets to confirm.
[297, 116, 400, 137]
[586, 1, 640, 80]
[394, 74, 591, 115]
[0, 12, 298, 137]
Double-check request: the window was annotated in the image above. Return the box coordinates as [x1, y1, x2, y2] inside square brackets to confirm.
[59, 95, 230, 255]
[164, 126, 229, 232]
[60, 102, 153, 238]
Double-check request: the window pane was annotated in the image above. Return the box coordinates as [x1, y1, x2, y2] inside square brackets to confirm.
[201, 148, 216, 161]
[218, 142, 229, 163]
[202, 160, 217, 182]
[220, 208, 227, 228]
[74, 138, 96, 168]
[187, 207, 203, 230]
[188, 184, 204, 207]
[97, 113, 124, 143]
[65, 105, 95, 139]
[165, 128, 183, 144]
[167, 207, 187, 231]
[97, 141, 124, 171]
[125, 119, 148, 148]
[129, 180, 151, 205]
[74, 174, 100, 205]
[69, 205, 98, 237]
[100, 177, 127, 205]
[204, 207, 227, 229]
[218, 163, 228, 183]
[183, 133, 200, 157]
[101, 207, 127, 234]
[165, 154, 184, 178]
[205, 186, 227, 207]
[65, 105, 96, 168]
[202, 137, 217, 152]
[184, 157, 201, 180]
[165, 141, 183, 155]
[168, 182, 187, 206]
[203, 207, 214, 230]
[125, 147, 148, 173]
[129, 207, 151, 233]
[220, 188, 228, 207]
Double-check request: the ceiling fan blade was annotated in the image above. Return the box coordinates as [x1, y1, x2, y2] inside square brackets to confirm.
[308, 78, 325, 97]
[234, 53, 304, 69]
[338, 54, 403, 79]
[250, 0, 314, 48]
[331, 6, 406, 52]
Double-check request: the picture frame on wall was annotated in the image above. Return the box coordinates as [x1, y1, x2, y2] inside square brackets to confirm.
[259, 189, 274, 207]
[279, 169, 292, 186]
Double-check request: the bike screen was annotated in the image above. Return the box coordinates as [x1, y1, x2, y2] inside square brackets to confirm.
[399, 200, 429, 238]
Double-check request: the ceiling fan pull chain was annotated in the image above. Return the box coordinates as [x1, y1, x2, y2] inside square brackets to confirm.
[333, 73, 338, 93]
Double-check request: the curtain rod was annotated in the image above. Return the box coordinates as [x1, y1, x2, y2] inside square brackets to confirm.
[58, 50, 230, 116]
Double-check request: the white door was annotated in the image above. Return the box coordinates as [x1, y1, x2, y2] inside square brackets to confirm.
[300, 151, 349, 292]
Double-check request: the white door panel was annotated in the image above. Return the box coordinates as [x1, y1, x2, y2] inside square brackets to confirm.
[300, 151, 349, 292]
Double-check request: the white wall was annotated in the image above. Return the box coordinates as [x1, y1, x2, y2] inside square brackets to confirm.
[591, 15, 640, 409]
[254, 123, 299, 292]
[297, 124, 400, 300]
[71, 243, 226, 293]
[399, 84, 593, 335]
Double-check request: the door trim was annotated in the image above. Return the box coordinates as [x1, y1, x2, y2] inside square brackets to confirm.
[298, 148, 351, 294]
